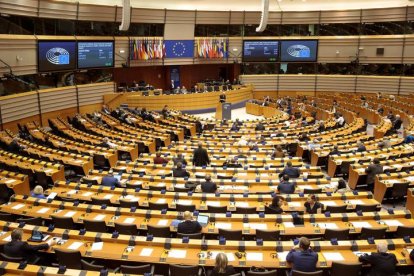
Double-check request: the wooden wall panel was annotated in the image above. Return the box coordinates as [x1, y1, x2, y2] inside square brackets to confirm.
[282, 11, 320, 24]
[77, 4, 116, 22]
[244, 12, 261, 25]
[0, 35, 37, 76]
[279, 75, 317, 92]
[317, 75, 356, 93]
[230, 11, 244, 25]
[239, 75, 277, 91]
[41, 107, 77, 127]
[399, 77, 414, 95]
[359, 36, 404, 64]
[196, 11, 230, 25]
[356, 76, 400, 94]
[403, 36, 414, 63]
[0, 92, 39, 123]
[77, 82, 115, 106]
[320, 10, 361, 24]
[362, 7, 407, 23]
[131, 8, 165, 24]
[0, 0, 38, 17]
[166, 10, 196, 24]
[114, 37, 129, 68]
[318, 37, 359, 63]
[113, 66, 167, 90]
[39, 0, 77, 20]
[39, 86, 77, 113]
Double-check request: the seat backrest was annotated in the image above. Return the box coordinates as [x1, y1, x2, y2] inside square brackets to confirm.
[0, 212, 15, 222]
[235, 207, 257, 214]
[391, 183, 409, 197]
[247, 270, 278, 276]
[0, 252, 23, 262]
[360, 227, 387, 239]
[16, 217, 43, 226]
[325, 205, 347, 213]
[51, 216, 75, 229]
[256, 229, 280, 241]
[324, 229, 349, 240]
[207, 205, 227, 213]
[149, 202, 168, 210]
[303, 188, 322, 194]
[292, 270, 323, 276]
[330, 262, 362, 276]
[147, 225, 171, 237]
[83, 219, 107, 233]
[218, 229, 243, 240]
[119, 199, 139, 208]
[54, 248, 82, 269]
[176, 204, 196, 212]
[121, 264, 152, 274]
[114, 222, 138, 236]
[176, 232, 203, 239]
[91, 197, 111, 206]
[395, 226, 414, 238]
[169, 264, 199, 276]
[355, 204, 378, 212]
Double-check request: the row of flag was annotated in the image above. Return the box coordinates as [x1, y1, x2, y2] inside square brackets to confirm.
[129, 38, 229, 60]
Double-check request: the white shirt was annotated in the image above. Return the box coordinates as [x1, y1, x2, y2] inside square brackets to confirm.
[336, 116, 344, 125]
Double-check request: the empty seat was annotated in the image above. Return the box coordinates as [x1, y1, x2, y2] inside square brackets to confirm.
[169, 264, 200, 276]
[149, 202, 168, 210]
[325, 205, 347, 213]
[359, 227, 387, 239]
[51, 215, 75, 229]
[83, 219, 108, 233]
[119, 199, 139, 208]
[207, 205, 227, 213]
[395, 226, 414, 238]
[330, 262, 362, 276]
[256, 229, 280, 241]
[218, 229, 242, 241]
[114, 222, 138, 236]
[235, 206, 256, 214]
[91, 197, 111, 206]
[292, 271, 323, 276]
[355, 204, 379, 212]
[176, 204, 196, 212]
[176, 232, 203, 239]
[117, 264, 154, 274]
[147, 225, 171, 238]
[16, 217, 43, 226]
[54, 248, 104, 271]
[247, 270, 278, 276]
[324, 229, 349, 240]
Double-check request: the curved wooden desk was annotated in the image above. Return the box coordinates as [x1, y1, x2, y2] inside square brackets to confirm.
[126, 85, 253, 111]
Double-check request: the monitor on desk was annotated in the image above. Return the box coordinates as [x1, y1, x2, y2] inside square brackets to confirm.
[197, 215, 209, 227]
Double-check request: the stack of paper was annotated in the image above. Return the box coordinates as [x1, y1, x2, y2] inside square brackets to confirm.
[246, 252, 263, 261]
[168, 249, 187, 259]
[140, 248, 153, 257]
[91, 242, 103, 251]
[215, 222, 232, 229]
[322, 252, 344, 261]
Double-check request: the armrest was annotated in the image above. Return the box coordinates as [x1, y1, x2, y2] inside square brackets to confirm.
[81, 259, 104, 272]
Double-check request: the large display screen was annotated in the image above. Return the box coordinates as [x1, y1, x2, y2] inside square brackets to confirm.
[280, 40, 318, 62]
[38, 41, 77, 72]
[77, 41, 114, 69]
[242, 40, 279, 62]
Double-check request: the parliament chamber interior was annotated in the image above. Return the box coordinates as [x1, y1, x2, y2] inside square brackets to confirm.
[1, 0, 414, 275]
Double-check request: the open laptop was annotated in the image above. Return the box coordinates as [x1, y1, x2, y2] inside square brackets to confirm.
[197, 215, 209, 227]
[114, 175, 122, 182]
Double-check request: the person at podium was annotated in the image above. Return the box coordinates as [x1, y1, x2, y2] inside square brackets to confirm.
[219, 91, 226, 103]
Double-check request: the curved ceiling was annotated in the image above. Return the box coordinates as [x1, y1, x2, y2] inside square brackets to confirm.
[56, 0, 413, 11]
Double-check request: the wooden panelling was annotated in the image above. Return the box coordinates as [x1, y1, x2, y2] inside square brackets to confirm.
[196, 11, 231, 25]
[279, 75, 317, 92]
[113, 66, 167, 90]
[2, 115, 40, 132]
[362, 7, 407, 23]
[320, 10, 361, 24]
[131, 8, 165, 24]
[317, 75, 356, 93]
[41, 107, 77, 127]
[38, 0, 77, 20]
[318, 36, 359, 63]
[282, 11, 321, 25]
[79, 103, 103, 114]
[240, 75, 277, 91]
[77, 82, 115, 106]
[164, 23, 195, 40]
[114, 37, 129, 68]
[0, 91, 39, 123]
[38, 86, 77, 113]
[0, 35, 37, 76]
[77, 4, 116, 22]
[399, 77, 414, 95]
[356, 76, 400, 94]
[244, 12, 261, 25]
[0, 0, 38, 17]
[165, 10, 196, 24]
[229, 11, 244, 25]
[402, 36, 414, 63]
[359, 36, 404, 64]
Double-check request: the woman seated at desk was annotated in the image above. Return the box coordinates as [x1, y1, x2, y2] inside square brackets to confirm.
[304, 194, 322, 214]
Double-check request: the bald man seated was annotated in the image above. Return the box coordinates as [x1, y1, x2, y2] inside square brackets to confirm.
[358, 242, 398, 276]
[177, 211, 202, 235]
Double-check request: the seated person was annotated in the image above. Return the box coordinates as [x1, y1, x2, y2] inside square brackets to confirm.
[172, 153, 187, 166]
[267, 195, 285, 214]
[270, 145, 285, 158]
[230, 122, 240, 131]
[277, 175, 296, 194]
[4, 229, 56, 263]
[0, 183, 15, 205]
[223, 157, 242, 168]
[210, 252, 237, 276]
[31, 185, 46, 199]
[153, 152, 168, 165]
[101, 172, 121, 187]
[172, 162, 190, 178]
[177, 211, 202, 234]
[286, 237, 318, 274]
[280, 161, 300, 178]
[358, 242, 398, 276]
[248, 142, 259, 151]
[304, 194, 322, 214]
[201, 174, 217, 193]
[404, 132, 414, 144]
[255, 122, 265, 131]
[329, 146, 340, 156]
[356, 141, 366, 152]
[336, 179, 352, 194]
[100, 137, 117, 149]
[8, 137, 26, 153]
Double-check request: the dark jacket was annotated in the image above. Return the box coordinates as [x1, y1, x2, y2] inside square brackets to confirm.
[365, 164, 383, 185]
[101, 176, 120, 187]
[286, 249, 318, 274]
[357, 145, 366, 152]
[255, 124, 265, 131]
[192, 147, 210, 167]
[4, 240, 49, 260]
[277, 182, 296, 194]
[153, 156, 168, 164]
[172, 168, 190, 178]
[177, 220, 202, 234]
[393, 118, 402, 130]
[172, 157, 187, 166]
[201, 181, 217, 193]
[8, 140, 23, 153]
[281, 167, 300, 178]
[359, 252, 398, 276]
[210, 265, 237, 276]
[304, 202, 322, 214]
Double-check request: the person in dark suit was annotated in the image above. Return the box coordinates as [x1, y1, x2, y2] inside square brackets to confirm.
[219, 91, 226, 103]
[281, 162, 300, 178]
[393, 115, 402, 131]
[102, 105, 111, 115]
[177, 211, 202, 234]
[230, 122, 240, 131]
[271, 145, 285, 158]
[255, 122, 265, 131]
[358, 242, 398, 276]
[0, 183, 15, 205]
[304, 194, 322, 214]
[267, 195, 285, 214]
[172, 162, 190, 178]
[172, 153, 187, 166]
[42, 135, 55, 148]
[101, 173, 121, 187]
[317, 121, 325, 132]
[223, 157, 242, 168]
[286, 237, 318, 274]
[99, 137, 116, 149]
[8, 137, 25, 153]
[161, 105, 169, 119]
[356, 141, 367, 152]
[329, 146, 340, 156]
[192, 142, 210, 167]
[277, 175, 296, 194]
[201, 174, 217, 193]
[210, 252, 237, 276]
[298, 133, 310, 142]
[153, 152, 168, 165]
[4, 229, 55, 263]
[365, 158, 383, 189]
[387, 111, 395, 122]
[377, 105, 384, 115]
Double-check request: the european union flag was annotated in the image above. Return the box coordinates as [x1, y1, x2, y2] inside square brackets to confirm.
[164, 40, 194, 58]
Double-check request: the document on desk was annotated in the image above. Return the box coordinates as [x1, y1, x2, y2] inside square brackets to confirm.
[246, 252, 263, 261]
[91, 242, 103, 251]
[156, 183, 165, 187]
[235, 202, 249, 207]
[353, 251, 372, 257]
[103, 194, 113, 199]
[64, 211, 76, 218]
[288, 202, 301, 207]
[277, 251, 289, 261]
[157, 219, 169, 226]
[67, 190, 77, 195]
[178, 200, 192, 205]
[168, 249, 187, 259]
[245, 223, 267, 230]
[318, 223, 338, 229]
[321, 201, 337, 206]
[352, 221, 372, 228]
[382, 220, 403, 227]
[347, 200, 363, 205]
[5, 179, 15, 184]
[68, 241, 83, 250]
[405, 176, 414, 182]
[207, 201, 221, 207]
[94, 214, 106, 221]
[82, 192, 93, 197]
[283, 222, 295, 228]
[140, 248, 153, 257]
[322, 252, 344, 261]
[47, 192, 57, 200]
[215, 222, 232, 229]
[156, 199, 167, 204]
[123, 218, 135, 224]
[12, 204, 25, 210]
[37, 207, 50, 214]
